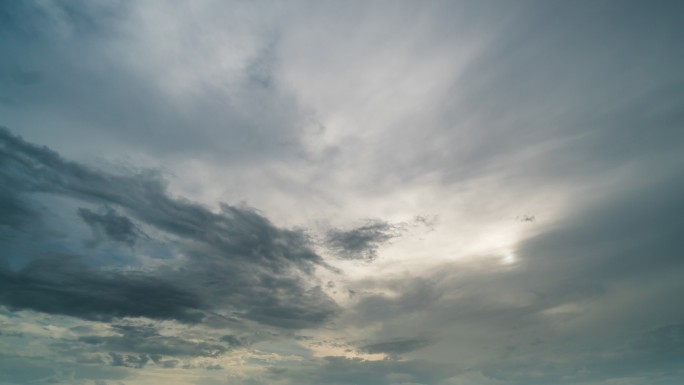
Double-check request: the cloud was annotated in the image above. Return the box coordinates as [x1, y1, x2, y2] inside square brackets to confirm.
[79, 325, 229, 360]
[221, 334, 248, 347]
[0, 1, 309, 164]
[0, 127, 338, 329]
[0, 353, 129, 385]
[0, 256, 205, 323]
[337, 168, 684, 384]
[11, 68, 43, 86]
[0, 184, 35, 228]
[280, 356, 457, 385]
[1, 1, 684, 384]
[359, 337, 432, 357]
[78, 207, 141, 246]
[109, 352, 149, 369]
[325, 220, 403, 262]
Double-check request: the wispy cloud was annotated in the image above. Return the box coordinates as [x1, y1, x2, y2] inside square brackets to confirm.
[325, 220, 404, 262]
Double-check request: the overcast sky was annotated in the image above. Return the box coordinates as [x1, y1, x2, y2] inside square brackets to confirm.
[1, 1, 684, 385]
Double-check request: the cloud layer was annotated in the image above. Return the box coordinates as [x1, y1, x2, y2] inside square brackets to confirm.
[1, 1, 684, 385]
[0, 127, 337, 330]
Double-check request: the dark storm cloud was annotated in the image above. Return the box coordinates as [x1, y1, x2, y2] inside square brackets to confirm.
[0, 127, 338, 328]
[0, 256, 204, 323]
[325, 220, 402, 262]
[0, 185, 35, 228]
[78, 207, 140, 245]
[2, 126, 322, 267]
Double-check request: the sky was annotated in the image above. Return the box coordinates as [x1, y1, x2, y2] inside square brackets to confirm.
[1, 1, 684, 384]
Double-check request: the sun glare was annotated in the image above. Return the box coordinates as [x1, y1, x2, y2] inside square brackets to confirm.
[503, 251, 516, 265]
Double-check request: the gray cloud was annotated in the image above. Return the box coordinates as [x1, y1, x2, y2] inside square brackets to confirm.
[279, 356, 457, 385]
[0, 185, 35, 228]
[0, 353, 129, 385]
[325, 220, 403, 262]
[108, 352, 149, 369]
[2, 1, 684, 384]
[78, 207, 140, 246]
[341, 169, 684, 384]
[0, 1, 308, 164]
[359, 337, 432, 357]
[220, 334, 249, 347]
[519, 170, 684, 282]
[0, 256, 205, 323]
[0, 127, 338, 328]
[79, 325, 228, 361]
[358, 1, 684, 195]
